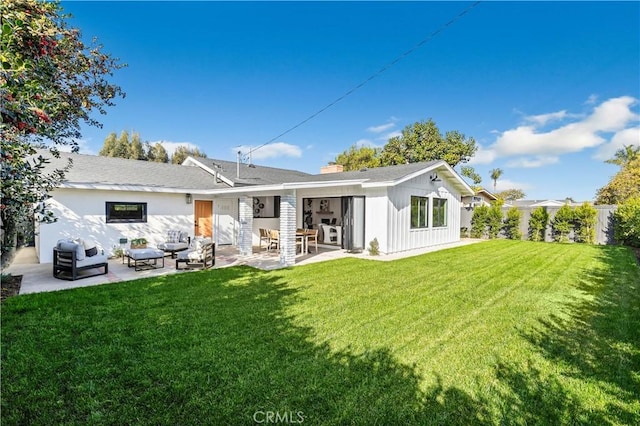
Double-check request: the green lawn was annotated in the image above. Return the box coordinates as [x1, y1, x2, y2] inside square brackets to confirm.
[2, 240, 639, 425]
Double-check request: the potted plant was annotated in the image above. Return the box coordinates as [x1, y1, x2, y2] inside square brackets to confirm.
[130, 238, 147, 249]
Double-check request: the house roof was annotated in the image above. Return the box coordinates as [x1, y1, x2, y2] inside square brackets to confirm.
[36, 150, 223, 192]
[35, 150, 474, 196]
[475, 188, 498, 200]
[184, 157, 312, 186]
[507, 199, 583, 207]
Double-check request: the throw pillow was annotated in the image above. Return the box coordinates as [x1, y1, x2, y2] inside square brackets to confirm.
[85, 247, 98, 257]
[166, 230, 180, 243]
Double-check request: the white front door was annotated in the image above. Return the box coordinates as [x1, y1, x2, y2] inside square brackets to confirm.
[214, 198, 237, 245]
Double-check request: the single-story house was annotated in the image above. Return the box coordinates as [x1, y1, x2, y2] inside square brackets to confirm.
[36, 151, 474, 266]
[461, 188, 498, 208]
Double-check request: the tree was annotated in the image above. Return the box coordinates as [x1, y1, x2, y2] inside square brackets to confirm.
[487, 200, 504, 239]
[529, 207, 549, 242]
[335, 144, 381, 171]
[551, 204, 574, 243]
[574, 202, 597, 244]
[98, 132, 117, 157]
[111, 130, 131, 158]
[98, 130, 146, 160]
[171, 145, 207, 164]
[147, 142, 168, 163]
[129, 132, 146, 160]
[605, 144, 640, 167]
[460, 166, 482, 185]
[379, 119, 477, 167]
[504, 207, 522, 240]
[613, 197, 640, 247]
[1, 0, 124, 260]
[489, 168, 503, 193]
[595, 158, 640, 204]
[496, 189, 526, 201]
[470, 204, 489, 239]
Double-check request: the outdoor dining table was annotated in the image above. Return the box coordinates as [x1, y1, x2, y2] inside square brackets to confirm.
[295, 229, 316, 254]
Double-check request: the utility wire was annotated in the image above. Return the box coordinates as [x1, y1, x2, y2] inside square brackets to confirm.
[244, 1, 482, 159]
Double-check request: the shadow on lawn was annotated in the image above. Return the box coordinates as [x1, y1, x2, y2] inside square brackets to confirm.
[2, 266, 489, 425]
[512, 245, 640, 425]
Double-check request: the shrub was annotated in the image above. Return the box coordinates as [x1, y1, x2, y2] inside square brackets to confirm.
[613, 197, 640, 247]
[574, 202, 597, 244]
[487, 200, 504, 239]
[552, 204, 574, 243]
[504, 207, 522, 240]
[367, 238, 380, 256]
[471, 205, 490, 238]
[529, 207, 549, 242]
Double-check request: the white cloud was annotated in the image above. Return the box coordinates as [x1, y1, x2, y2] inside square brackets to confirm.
[585, 94, 598, 105]
[481, 96, 639, 167]
[149, 140, 202, 157]
[367, 117, 398, 134]
[383, 130, 402, 140]
[53, 139, 95, 155]
[236, 142, 302, 160]
[355, 138, 376, 148]
[593, 127, 640, 161]
[524, 110, 571, 126]
[506, 156, 559, 168]
[494, 178, 534, 193]
[467, 144, 496, 165]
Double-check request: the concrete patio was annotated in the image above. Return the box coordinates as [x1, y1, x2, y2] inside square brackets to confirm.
[3, 239, 481, 295]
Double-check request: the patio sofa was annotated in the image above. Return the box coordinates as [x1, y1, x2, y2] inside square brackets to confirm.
[53, 238, 108, 281]
[157, 230, 190, 258]
[176, 237, 215, 270]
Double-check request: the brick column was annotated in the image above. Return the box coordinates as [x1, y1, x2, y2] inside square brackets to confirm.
[238, 196, 253, 256]
[279, 192, 296, 267]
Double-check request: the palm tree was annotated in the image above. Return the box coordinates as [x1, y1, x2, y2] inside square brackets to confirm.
[605, 144, 640, 167]
[490, 168, 503, 192]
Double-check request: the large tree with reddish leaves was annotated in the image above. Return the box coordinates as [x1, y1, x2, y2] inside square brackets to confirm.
[1, 0, 125, 261]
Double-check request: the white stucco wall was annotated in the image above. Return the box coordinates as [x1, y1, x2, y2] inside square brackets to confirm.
[39, 188, 194, 263]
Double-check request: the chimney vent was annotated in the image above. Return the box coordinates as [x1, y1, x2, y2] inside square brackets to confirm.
[320, 164, 344, 174]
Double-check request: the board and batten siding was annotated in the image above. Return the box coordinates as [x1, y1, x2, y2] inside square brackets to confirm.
[385, 173, 462, 254]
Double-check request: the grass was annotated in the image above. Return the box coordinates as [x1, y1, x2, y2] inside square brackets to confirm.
[1, 240, 639, 425]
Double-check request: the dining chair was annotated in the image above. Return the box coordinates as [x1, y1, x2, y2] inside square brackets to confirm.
[269, 229, 280, 251]
[259, 228, 271, 250]
[306, 229, 318, 253]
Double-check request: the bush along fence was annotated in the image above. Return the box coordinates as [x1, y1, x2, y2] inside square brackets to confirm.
[461, 203, 619, 245]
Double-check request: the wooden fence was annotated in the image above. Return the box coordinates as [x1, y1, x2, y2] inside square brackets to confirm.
[460, 205, 618, 245]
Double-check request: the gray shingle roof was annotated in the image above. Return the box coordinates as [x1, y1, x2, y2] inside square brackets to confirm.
[194, 158, 313, 186]
[35, 150, 466, 193]
[36, 150, 223, 190]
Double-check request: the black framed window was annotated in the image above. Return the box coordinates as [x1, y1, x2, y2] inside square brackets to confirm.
[106, 202, 147, 223]
[432, 198, 447, 227]
[411, 196, 428, 229]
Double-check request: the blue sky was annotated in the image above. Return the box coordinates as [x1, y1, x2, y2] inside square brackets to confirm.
[61, 1, 639, 201]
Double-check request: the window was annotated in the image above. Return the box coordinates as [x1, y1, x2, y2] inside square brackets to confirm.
[253, 196, 280, 218]
[106, 202, 147, 223]
[411, 196, 428, 228]
[432, 198, 447, 227]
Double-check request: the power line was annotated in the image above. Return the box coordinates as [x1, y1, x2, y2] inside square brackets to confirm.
[245, 1, 482, 159]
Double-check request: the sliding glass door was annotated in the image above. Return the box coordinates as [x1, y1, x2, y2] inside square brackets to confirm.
[341, 196, 365, 252]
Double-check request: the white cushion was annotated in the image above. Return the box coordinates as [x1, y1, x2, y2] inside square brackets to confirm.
[75, 254, 108, 268]
[57, 239, 85, 261]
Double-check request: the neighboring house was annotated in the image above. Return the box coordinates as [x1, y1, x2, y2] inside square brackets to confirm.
[461, 188, 498, 208]
[37, 151, 474, 265]
[504, 199, 582, 208]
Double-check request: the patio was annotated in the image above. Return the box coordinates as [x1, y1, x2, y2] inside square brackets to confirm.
[3, 239, 481, 295]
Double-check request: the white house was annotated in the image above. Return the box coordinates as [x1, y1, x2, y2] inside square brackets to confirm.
[37, 151, 474, 266]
